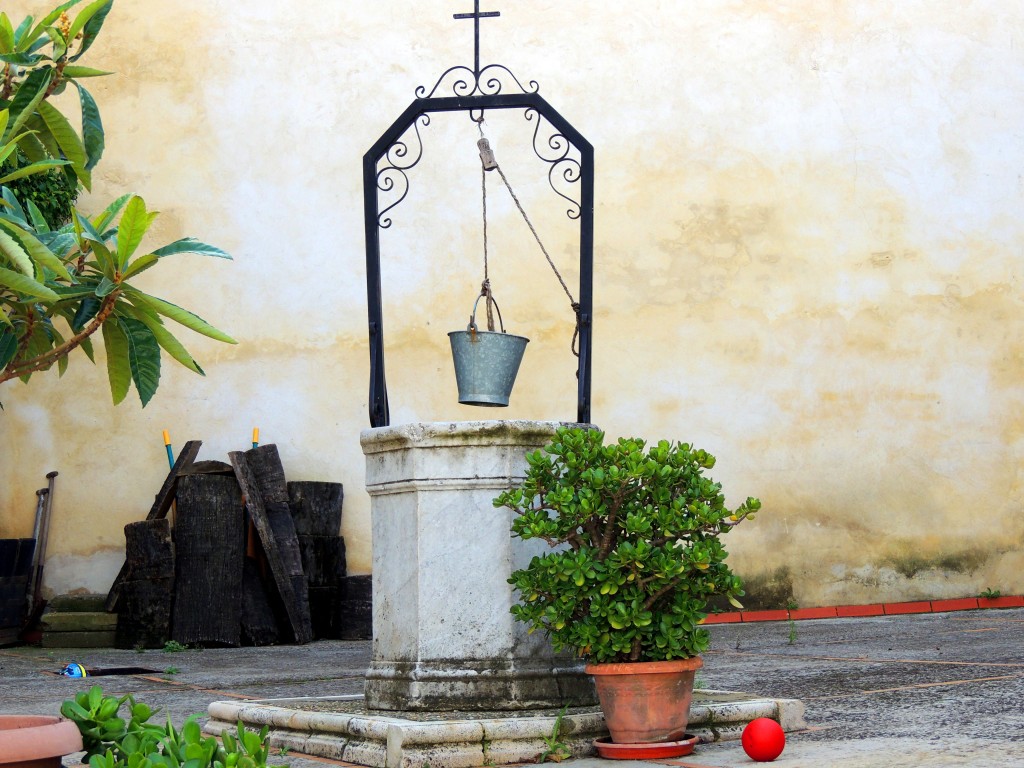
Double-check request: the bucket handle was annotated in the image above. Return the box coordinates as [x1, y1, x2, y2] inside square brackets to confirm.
[468, 292, 506, 339]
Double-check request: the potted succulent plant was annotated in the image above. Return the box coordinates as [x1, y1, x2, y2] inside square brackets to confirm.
[496, 426, 761, 748]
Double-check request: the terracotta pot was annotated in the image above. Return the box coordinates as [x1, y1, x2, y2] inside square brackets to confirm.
[585, 657, 703, 744]
[0, 715, 83, 768]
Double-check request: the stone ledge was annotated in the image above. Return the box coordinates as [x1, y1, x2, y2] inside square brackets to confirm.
[205, 690, 806, 768]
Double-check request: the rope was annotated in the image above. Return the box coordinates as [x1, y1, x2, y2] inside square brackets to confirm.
[477, 118, 495, 331]
[476, 119, 581, 357]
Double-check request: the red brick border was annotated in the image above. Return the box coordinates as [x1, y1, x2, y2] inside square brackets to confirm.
[789, 607, 839, 620]
[741, 609, 790, 622]
[883, 601, 932, 615]
[702, 612, 742, 625]
[700, 596, 1023, 624]
[931, 598, 979, 612]
[836, 603, 885, 618]
[978, 595, 1024, 609]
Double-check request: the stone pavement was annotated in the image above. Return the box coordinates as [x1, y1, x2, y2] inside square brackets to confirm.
[0, 608, 1021, 768]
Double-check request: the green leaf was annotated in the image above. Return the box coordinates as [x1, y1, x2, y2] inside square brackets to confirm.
[0, 219, 72, 281]
[90, 240, 115, 278]
[726, 594, 744, 610]
[125, 304, 203, 375]
[72, 296, 101, 331]
[0, 227, 32, 275]
[60, 65, 112, 78]
[67, 0, 109, 42]
[0, 52, 37, 65]
[21, 1, 81, 51]
[36, 101, 90, 190]
[70, 0, 111, 60]
[118, 317, 160, 407]
[0, 158, 69, 185]
[124, 288, 237, 344]
[79, 334, 94, 361]
[151, 238, 231, 260]
[21, 116, 61, 164]
[94, 275, 116, 296]
[2, 67, 52, 142]
[0, 14, 14, 53]
[115, 196, 152, 269]
[25, 200, 49, 232]
[92, 193, 131, 233]
[0, 331, 16, 366]
[101, 317, 130, 404]
[87, 685, 102, 711]
[74, 208, 105, 243]
[122, 253, 157, 279]
[75, 83, 104, 170]
[12, 16, 32, 48]
[53, 327, 69, 376]
[46, 25, 68, 59]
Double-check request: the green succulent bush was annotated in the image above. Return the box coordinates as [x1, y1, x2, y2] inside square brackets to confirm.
[497, 426, 761, 664]
[62, 685, 286, 768]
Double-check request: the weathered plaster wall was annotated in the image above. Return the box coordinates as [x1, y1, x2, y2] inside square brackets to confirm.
[1, 1, 1021, 607]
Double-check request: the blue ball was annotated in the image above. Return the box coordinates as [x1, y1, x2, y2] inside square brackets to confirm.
[61, 663, 88, 678]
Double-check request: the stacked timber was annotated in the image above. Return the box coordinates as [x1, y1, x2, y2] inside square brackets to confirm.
[109, 441, 359, 648]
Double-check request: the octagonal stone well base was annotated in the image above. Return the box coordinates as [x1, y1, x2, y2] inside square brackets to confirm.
[205, 691, 807, 768]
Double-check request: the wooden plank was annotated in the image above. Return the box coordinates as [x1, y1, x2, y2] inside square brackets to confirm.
[243, 444, 289, 505]
[115, 578, 174, 649]
[124, 519, 174, 580]
[338, 575, 372, 640]
[147, 440, 203, 519]
[297, 536, 346, 587]
[229, 450, 313, 644]
[179, 460, 234, 476]
[170, 474, 244, 647]
[105, 440, 202, 612]
[240, 558, 280, 646]
[288, 481, 344, 536]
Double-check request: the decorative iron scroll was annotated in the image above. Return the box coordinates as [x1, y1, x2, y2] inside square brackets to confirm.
[416, 64, 539, 99]
[376, 114, 431, 229]
[525, 108, 582, 220]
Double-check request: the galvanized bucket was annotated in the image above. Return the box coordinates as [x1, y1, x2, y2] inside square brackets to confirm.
[448, 295, 529, 407]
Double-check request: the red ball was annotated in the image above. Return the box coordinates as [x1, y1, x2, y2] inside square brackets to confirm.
[741, 718, 786, 762]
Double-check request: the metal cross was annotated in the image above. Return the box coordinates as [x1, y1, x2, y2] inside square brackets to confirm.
[453, 0, 500, 77]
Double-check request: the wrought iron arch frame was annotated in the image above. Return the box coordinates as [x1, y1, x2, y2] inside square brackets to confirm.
[363, 90, 594, 428]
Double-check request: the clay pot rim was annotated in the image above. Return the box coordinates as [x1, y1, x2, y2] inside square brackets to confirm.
[0, 714, 83, 763]
[584, 656, 703, 676]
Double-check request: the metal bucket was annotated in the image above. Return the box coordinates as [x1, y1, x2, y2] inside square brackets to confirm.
[448, 294, 529, 407]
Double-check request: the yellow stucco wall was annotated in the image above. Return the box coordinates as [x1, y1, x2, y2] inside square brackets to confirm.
[1, 1, 1021, 607]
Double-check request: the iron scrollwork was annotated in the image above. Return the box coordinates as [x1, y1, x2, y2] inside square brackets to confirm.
[416, 63, 539, 99]
[524, 108, 582, 220]
[376, 114, 431, 229]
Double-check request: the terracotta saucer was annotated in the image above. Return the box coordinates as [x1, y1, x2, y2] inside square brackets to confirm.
[593, 734, 699, 760]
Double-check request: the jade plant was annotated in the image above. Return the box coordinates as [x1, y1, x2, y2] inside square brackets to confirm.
[497, 426, 761, 664]
[0, 0, 235, 407]
[62, 685, 287, 768]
